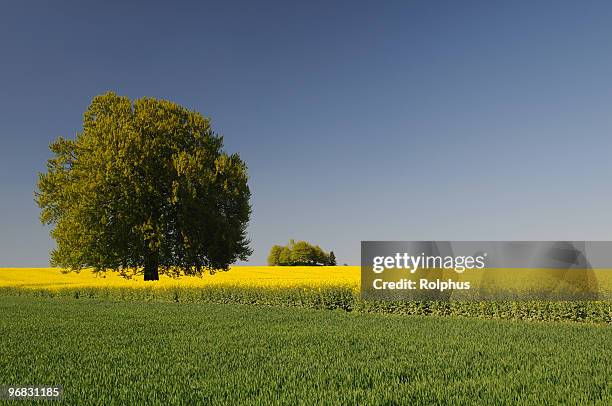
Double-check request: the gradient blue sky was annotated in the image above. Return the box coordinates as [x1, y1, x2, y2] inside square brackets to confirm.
[2, 1, 612, 266]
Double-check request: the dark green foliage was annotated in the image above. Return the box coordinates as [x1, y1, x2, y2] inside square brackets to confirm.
[328, 251, 336, 266]
[36, 92, 252, 280]
[1, 297, 611, 404]
[267, 240, 335, 266]
[278, 247, 291, 265]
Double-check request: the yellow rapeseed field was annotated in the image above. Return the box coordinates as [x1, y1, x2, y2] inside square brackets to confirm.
[0, 266, 360, 290]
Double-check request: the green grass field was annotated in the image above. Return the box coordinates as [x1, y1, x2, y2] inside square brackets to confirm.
[1, 297, 610, 404]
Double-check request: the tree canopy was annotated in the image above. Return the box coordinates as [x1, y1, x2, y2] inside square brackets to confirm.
[267, 240, 336, 266]
[36, 92, 252, 280]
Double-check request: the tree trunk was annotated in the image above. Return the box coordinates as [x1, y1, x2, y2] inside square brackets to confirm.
[144, 249, 159, 281]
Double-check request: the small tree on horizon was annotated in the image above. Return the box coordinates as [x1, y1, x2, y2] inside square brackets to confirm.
[267, 245, 282, 266]
[290, 241, 315, 265]
[328, 251, 336, 266]
[267, 240, 335, 266]
[278, 246, 292, 265]
[313, 245, 328, 265]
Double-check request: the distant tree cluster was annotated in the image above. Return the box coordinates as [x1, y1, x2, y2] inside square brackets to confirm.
[268, 240, 336, 266]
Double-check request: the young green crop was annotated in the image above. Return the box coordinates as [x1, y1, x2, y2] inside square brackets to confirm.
[1, 297, 610, 404]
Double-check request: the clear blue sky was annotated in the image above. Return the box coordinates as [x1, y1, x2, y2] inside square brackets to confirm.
[1, 1, 612, 266]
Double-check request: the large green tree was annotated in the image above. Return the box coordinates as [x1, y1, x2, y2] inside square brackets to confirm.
[36, 92, 252, 280]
